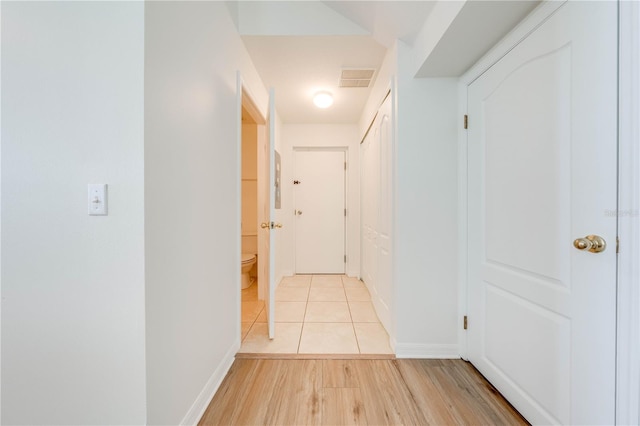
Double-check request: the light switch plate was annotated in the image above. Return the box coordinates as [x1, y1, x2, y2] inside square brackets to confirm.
[88, 184, 108, 215]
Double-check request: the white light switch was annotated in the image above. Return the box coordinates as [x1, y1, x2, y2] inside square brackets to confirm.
[88, 184, 108, 215]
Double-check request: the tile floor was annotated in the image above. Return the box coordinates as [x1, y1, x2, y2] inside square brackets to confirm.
[239, 275, 393, 355]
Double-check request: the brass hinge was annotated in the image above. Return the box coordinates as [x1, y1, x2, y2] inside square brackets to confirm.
[463, 115, 468, 129]
[344, 162, 347, 171]
[463, 316, 468, 330]
[344, 208, 347, 217]
[344, 255, 347, 263]
[617, 237, 620, 254]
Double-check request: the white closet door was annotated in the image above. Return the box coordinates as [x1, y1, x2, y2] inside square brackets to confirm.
[361, 95, 392, 332]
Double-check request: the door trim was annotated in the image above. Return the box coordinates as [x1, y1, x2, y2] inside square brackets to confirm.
[236, 72, 267, 346]
[292, 147, 348, 274]
[616, 1, 640, 423]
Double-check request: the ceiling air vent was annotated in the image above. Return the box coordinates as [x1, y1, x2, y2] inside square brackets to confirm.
[339, 69, 376, 88]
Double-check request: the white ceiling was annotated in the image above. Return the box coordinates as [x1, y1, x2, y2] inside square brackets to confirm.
[415, 0, 540, 77]
[241, 35, 387, 124]
[238, 1, 539, 124]
[320, 1, 438, 47]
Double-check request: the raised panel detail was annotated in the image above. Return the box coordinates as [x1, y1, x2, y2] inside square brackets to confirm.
[484, 284, 570, 425]
[484, 45, 571, 286]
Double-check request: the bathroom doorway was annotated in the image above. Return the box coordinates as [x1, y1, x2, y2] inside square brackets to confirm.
[238, 82, 278, 344]
[239, 87, 269, 344]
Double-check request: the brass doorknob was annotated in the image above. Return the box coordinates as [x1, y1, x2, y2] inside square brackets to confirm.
[573, 235, 606, 253]
[260, 222, 283, 229]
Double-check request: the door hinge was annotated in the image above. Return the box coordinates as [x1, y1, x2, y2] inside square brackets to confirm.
[344, 162, 347, 171]
[293, 180, 300, 185]
[344, 255, 347, 263]
[463, 315, 468, 330]
[616, 237, 620, 254]
[463, 115, 468, 130]
[344, 208, 347, 217]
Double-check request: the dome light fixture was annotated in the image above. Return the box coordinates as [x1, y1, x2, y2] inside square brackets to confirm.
[313, 91, 334, 108]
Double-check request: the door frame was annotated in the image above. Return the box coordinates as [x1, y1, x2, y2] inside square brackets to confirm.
[457, 1, 640, 423]
[292, 146, 347, 275]
[616, 1, 640, 422]
[236, 73, 267, 343]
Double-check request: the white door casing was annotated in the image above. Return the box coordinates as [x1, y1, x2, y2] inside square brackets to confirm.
[361, 94, 392, 332]
[239, 76, 270, 343]
[467, 2, 617, 425]
[293, 149, 346, 274]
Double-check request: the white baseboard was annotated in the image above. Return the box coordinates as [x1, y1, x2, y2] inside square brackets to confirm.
[395, 343, 459, 359]
[179, 343, 238, 426]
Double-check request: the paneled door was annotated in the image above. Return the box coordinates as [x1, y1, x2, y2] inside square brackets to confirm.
[467, 2, 617, 424]
[294, 149, 346, 274]
[361, 94, 392, 331]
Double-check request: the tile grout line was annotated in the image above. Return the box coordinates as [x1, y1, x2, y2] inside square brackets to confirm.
[343, 275, 363, 354]
[296, 275, 312, 354]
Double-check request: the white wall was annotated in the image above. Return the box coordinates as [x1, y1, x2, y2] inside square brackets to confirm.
[242, 122, 258, 255]
[279, 124, 360, 278]
[144, 2, 267, 424]
[393, 44, 460, 358]
[409, 1, 466, 77]
[1, 2, 146, 424]
[357, 39, 459, 357]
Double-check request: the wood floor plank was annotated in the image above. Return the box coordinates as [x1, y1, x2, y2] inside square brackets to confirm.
[198, 359, 259, 425]
[322, 360, 360, 388]
[322, 388, 368, 426]
[424, 364, 498, 425]
[396, 359, 459, 425]
[231, 360, 288, 425]
[451, 361, 529, 425]
[200, 358, 528, 426]
[263, 360, 322, 426]
[355, 360, 429, 425]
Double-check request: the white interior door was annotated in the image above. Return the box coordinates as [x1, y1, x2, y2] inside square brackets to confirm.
[467, 2, 617, 424]
[258, 88, 277, 339]
[360, 94, 392, 331]
[294, 150, 345, 274]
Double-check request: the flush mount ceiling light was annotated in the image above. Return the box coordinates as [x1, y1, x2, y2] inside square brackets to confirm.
[313, 91, 334, 108]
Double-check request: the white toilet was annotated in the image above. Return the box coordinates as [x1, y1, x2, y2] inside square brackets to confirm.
[241, 253, 256, 289]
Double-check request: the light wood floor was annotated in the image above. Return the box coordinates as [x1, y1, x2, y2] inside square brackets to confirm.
[199, 358, 528, 425]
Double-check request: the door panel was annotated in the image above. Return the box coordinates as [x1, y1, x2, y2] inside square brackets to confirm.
[361, 95, 392, 332]
[484, 44, 571, 284]
[362, 124, 379, 297]
[294, 150, 345, 274]
[258, 88, 277, 339]
[266, 89, 276, 339]
[467, 2, 617, 424]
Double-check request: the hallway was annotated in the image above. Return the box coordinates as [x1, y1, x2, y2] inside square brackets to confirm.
[199, 358, 528, 425]
[240, 275, 393, 355]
